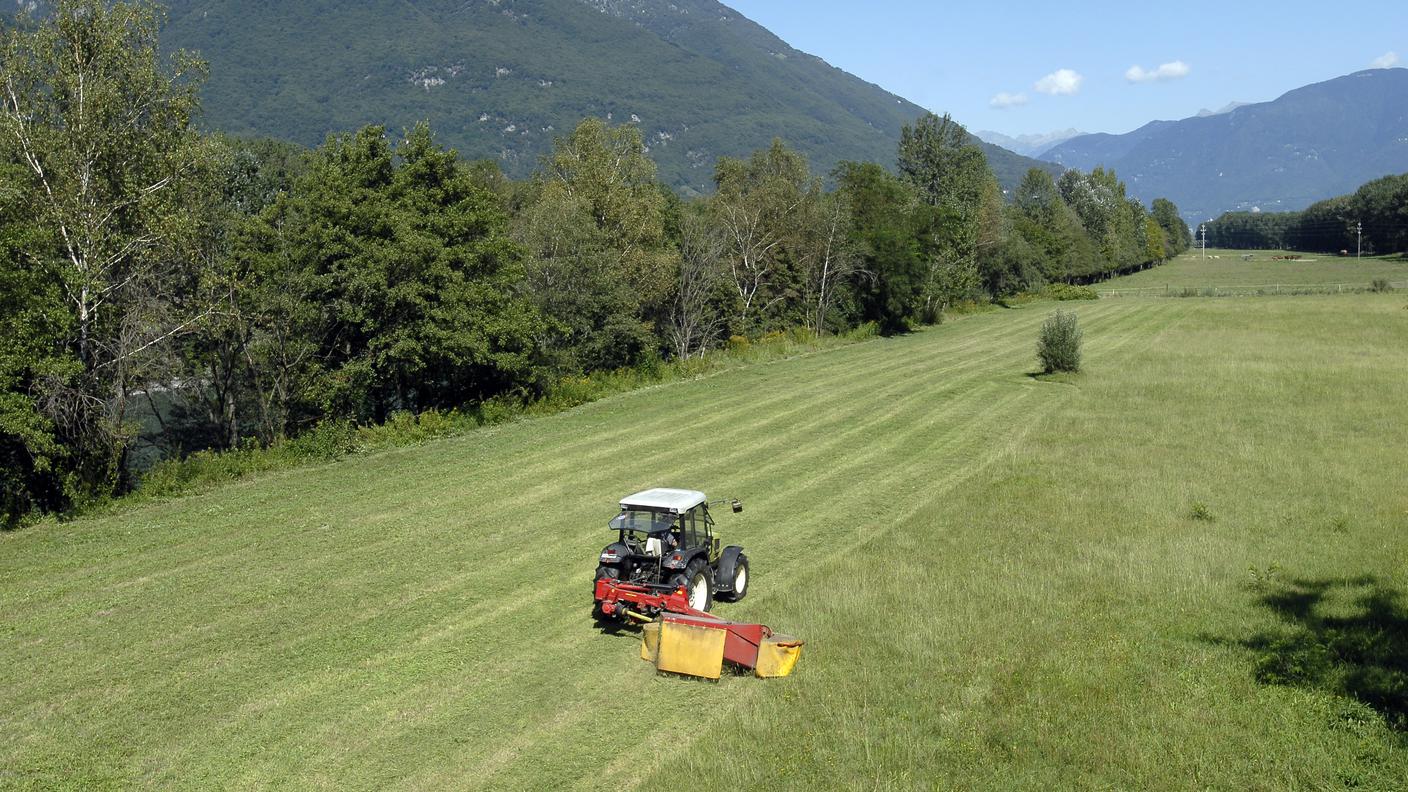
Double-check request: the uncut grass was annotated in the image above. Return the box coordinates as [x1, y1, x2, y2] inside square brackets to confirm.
[1101, 248, 1408, 291]
[652, 295, 1408, 790]
[2, 300, 1150, 789]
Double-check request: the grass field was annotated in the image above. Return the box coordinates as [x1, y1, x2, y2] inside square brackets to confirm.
[1098, 248, 1408, 293]
[4, 292, 1407, 789]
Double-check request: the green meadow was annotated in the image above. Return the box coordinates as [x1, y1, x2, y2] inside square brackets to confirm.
[4, 290, 1406, 789]
[1099, 248, 1408, 293]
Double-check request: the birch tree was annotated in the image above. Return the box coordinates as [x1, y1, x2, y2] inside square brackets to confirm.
[0, 0, 213, 494]
[710, 140, 811, 333]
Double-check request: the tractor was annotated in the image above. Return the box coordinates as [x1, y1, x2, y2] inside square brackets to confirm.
[593, 488, 748, 616]
[591, 488, 803, 679]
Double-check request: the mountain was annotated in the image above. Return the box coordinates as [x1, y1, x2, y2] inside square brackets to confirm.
[126, 0, 1058, 194]
[975, 128, 1083, 158]
[1195, 102, 1248, 118]
[1041, 69, 1408, 220]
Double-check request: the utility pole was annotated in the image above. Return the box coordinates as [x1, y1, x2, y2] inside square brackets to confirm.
[1357, 221, 1362, 259]
[1200, 224, 1207, 260]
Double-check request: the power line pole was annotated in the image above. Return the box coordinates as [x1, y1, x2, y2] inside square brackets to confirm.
[1200, 224, 1207, 260]
[1356, 221, 1362, 259]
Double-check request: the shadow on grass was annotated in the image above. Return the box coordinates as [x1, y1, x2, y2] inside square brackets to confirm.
[1232, 575, 1408, 731]
[1025, 371, 1080, 385]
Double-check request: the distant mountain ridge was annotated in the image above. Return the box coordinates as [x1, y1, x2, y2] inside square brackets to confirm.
[975, 128, 1084, 157]
[79, 0, 1060, 194]
[1041, 69, 1408, 220]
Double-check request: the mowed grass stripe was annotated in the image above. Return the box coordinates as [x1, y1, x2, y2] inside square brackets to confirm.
[1, 300, 1177, 789]
[0, 300, 1133, 660]
[154, 375, 1038, 774]
[139, 335, 1063, 779]
[319, 305, 1172, 788]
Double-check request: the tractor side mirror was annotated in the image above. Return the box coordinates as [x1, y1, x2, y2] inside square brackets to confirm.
[731, 499, 743, 513]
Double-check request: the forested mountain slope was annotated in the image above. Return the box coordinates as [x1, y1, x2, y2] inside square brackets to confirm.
[1041, 69, 1408, 221]
[142, 0, 1055, 193]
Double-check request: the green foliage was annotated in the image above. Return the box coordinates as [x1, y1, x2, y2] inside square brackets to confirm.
[1, 0, 211, 517]
[835, 162, 926, 335]
[898, 113, 997, 314]
[1207, 173, 1408, 254]
[245, 123, 545, 426]
[1043, 283, 1099, 301]
[710, 139, 825, 334]
[1037, 310, 1083, 374]
[1151, 198, 1192, 255]
[514, 118, 670, 375]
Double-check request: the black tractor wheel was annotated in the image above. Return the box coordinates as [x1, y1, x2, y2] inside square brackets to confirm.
[670, 562, 714, 612]
[721, 554, 749, 602]
[595, 564, 621, 582]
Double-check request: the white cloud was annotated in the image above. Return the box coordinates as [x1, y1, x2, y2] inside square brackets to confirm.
[1125, 61, 1191, 83]
[1370, 51, 1400, 69]
[1034, 69, 1083, 96]
[989, 92, 1029, 109]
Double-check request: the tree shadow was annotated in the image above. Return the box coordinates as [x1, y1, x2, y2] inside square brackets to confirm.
[1229, 575, 1408, 731]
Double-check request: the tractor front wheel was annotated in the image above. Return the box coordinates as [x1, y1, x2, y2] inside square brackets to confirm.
[669, 564, 714, 612]
[722, 554, 749, 601]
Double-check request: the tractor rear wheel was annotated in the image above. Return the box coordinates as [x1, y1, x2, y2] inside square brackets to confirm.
[595, 564, 621, 581]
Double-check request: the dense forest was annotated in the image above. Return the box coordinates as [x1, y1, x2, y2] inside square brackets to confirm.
[0, 1, 1191, 526]
[1204, 173, 1408, 253]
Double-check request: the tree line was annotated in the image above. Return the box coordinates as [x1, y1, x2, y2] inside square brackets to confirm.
[0, 0, 1190, 526]
[1204, 173, 1408, 254]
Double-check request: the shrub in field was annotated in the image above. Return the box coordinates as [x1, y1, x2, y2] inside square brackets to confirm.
[1037, 310, 1082, 373]
[1044, 283, 1099, 301]
[1190, 501, 1215, 522]
[284, 420, 360, 461]
[1370, 278, 1392, 293]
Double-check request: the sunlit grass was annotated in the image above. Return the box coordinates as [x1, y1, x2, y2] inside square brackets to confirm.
[1101, 248, 1408, 293]
[3, 295, 1405, 789]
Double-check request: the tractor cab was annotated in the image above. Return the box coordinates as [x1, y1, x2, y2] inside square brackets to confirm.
[605, 488, 715, 562]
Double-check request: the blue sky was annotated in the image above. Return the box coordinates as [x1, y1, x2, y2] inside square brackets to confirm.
[725, 1, 1407, 137]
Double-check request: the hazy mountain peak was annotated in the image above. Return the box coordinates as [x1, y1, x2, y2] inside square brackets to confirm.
[1195, 101, 1249, 117]
[974, 128, 1085, 157]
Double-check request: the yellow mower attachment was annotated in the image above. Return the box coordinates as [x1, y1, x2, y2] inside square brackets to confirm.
[639, 614, 803, 679]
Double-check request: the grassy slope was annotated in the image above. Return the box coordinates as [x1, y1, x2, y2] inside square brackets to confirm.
[4, 296, 1406, 789]
[1100, 249, 1408, 292]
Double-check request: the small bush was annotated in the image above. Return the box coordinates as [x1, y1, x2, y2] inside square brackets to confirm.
[1370, 278, 1392, 293]
[727, 335, 751, 352]
[1037, 310, 1082, 374]
[1190, 501, 1215, 522]
[284, 420, 359, 461]
[1044, 283, 1099, 301]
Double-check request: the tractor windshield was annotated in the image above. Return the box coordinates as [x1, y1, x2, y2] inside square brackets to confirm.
[609, 510, 678, 534]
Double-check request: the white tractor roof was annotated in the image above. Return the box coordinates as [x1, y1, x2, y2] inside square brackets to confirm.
[619, 488, 707, 514]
